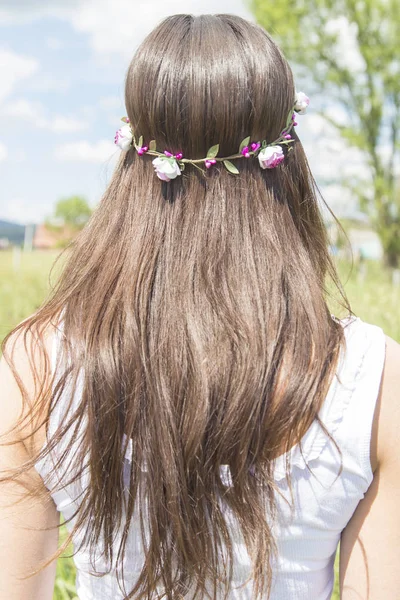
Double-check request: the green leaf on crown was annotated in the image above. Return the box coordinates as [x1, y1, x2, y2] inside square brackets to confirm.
[138, 135, 143, 148]
[223, 160, 239, 175]
[206, 144, 219, 158]
[121, 116, 129, 123]
[149, 140, 157, 151]
[239, 136, 251, 153]
[286, 111, 294, 128]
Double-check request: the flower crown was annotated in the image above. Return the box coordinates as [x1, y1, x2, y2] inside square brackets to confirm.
[114, 92, 309, 181]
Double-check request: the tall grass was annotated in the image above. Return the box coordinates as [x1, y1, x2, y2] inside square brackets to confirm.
[1, 248, 398, 599]
[0, 249, 63, 341]
[334, 259, 400, 341]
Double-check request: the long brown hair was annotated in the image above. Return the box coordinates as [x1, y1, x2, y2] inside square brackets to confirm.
[1, 14, 350, 599]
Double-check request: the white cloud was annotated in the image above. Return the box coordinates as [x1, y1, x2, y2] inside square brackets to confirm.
[0, 48, 39, 102]
[323, 104, 352, 128]
[320, 184, 358, 219]
[0, 99, 88, 132]
[1, 98, 41, 120]
[95, 96, 125, 127]
[99, 95, 124, 110]
[0, 142, 8, 162]
[13, 149, 27, 163]
[299, 112, 370, 184]
[49, 115, 88, 133]
[1, 198, 32, 224]
[0, 2, 80, 25]
[324, 16, 366, 73]
[0, 143, 26, 164]
[69, 0, 254, 58]
[28, 74, 70, 93]
[294, 110, 372, 217]
[55, 139, 117, 162]
[46, 36, 64, 50]
[0, 1, 253, 58]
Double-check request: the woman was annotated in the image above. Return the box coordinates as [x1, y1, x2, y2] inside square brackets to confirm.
[1, 13, 399, 600]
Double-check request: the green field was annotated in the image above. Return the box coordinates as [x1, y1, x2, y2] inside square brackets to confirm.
[1, 248, 399, 599]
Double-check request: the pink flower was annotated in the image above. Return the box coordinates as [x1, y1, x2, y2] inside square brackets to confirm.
[242, 142, 261, 157]
[137, 146, 149, 155]
[114, 125, 133, 151]
[205, 159, 217, 169]
[164, 150, 183, 160]
[294, 92, 310, 115]
[258, 145, 285, 169]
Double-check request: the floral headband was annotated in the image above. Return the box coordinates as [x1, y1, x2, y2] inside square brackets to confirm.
[114, 92, 309, 182]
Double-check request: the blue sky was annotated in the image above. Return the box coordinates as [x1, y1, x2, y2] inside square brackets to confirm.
[0, 0, 367, 224]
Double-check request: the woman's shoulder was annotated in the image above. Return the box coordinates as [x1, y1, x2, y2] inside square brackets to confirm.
[373, 333, 400, 471]
[382, 333, 400, 380]
[339, 315, 400, 473]
[326, 316, 398, 476]
[0, 315, 58, 455]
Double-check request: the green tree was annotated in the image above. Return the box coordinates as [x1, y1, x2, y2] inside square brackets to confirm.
[251, 0, 400, 267]
[46, 195, 92, 247]
[53, 195, 92, 229]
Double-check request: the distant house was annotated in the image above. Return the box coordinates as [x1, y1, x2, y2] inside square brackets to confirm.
[0, 220, 69, 250]
[32, 223, 60, 250]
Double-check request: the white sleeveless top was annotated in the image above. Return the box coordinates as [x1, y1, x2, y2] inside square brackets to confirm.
[34, 316, 386, 599]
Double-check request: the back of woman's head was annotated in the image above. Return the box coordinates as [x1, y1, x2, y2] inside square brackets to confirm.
[1, 13, 349, 600]
[127, 14, 293, 167]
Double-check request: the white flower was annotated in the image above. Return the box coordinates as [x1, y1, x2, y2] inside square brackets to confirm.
[114, 125, 133, 151]
[258, 145, 285, 169]
[152, 156, 182, 181]
[294, 92, 310, 114]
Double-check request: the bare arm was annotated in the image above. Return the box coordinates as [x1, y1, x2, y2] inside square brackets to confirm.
[340, 334, 400, 599]
[0, 326, 59, 600]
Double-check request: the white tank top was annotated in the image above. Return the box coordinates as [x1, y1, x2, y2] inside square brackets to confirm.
[34, 316, 386, 599]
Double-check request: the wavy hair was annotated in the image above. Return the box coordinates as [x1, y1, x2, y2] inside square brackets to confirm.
[1, 13, 350, 600]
